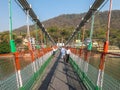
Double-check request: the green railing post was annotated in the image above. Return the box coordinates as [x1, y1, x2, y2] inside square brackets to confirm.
[87, 12, 95, 51]
[10, 39, 16, 53]
[83, 13, 95, 81]
[84, 12, 95, 76]
[9, 0, 16, 53]
[82, 12, 95, 89]
[9, 1, 23, 90]
[88, 42, 92, 51]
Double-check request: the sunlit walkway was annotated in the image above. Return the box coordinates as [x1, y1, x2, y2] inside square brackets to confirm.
[32, 51, 86, 90]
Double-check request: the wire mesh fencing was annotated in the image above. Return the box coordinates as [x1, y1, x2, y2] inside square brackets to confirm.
[102, 53, 120, 90]
[0, 47, 54, 90]
[69, 47, 120, 90]
[0, 54, 18, 90]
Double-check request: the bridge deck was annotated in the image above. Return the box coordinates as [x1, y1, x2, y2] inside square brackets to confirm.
[32, 51, 86, 90]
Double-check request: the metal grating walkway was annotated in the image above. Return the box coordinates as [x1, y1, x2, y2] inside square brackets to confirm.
[33, 51, 86, 90]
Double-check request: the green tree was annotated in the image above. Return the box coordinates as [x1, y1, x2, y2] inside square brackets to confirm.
[0, 41, 10, 54]
[15, 38, 22, 46]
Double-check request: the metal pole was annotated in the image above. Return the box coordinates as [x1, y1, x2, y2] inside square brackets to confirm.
[106, 0, 112, 41]
[84, 13, 95, 74]
[9, 0, 16, 53]
[26, 10, 32, 50]
[90, 13, 95, 40]
[96, 0, 112, 89]
[26, 9, 37, 73]
[88, 13, 95, 51]
[9, 1, 21, 89]
[14, 52, 23, 88]
[27, 10, 30, 39]
[9, 0, 12, 40]
[35, 22, 40, 49]
[79, 26, 85, 57]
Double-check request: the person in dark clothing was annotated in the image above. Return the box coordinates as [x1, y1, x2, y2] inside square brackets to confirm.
[52, 47, 56, 56]
[66, 47, 71, 63]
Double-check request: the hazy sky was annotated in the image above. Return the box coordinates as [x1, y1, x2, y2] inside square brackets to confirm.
[0, 0, 120, 32]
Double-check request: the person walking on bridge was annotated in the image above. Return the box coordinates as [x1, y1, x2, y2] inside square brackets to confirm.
[61, 46, 66, 62]
[52, 47, 56, 56]
[66, 47, 71, 63]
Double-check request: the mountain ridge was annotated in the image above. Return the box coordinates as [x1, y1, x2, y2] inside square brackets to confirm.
[1, 10, 120, 45]
[13, 10, 120, 33]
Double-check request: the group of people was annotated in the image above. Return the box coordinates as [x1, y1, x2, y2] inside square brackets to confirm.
[60, 46, 71, 63]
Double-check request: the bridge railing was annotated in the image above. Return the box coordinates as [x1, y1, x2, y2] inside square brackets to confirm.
[102, 52, 120, 90]
[0, 54, 18, 90]
[0, 47, 57, 90]
[69, 47, 120, 90]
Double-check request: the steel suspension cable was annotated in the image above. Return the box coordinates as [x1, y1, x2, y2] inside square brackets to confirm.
[88, 0, 109, 32]
[65, 0, 106, 45]
[15, 0, 55, 45]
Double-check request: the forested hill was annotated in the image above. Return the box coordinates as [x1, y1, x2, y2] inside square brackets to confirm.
[1, 10, 120, 47]
[42, 10, 120, 45]
[13, 10, 120, 34]
[42, 13, 86, 28]
[42, 10, 120, 30]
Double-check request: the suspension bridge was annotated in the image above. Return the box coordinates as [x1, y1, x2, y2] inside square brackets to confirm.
[0, 0, 120, 90]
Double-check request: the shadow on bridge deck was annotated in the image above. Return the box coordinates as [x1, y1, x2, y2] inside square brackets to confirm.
[33, 51, 86, 90]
